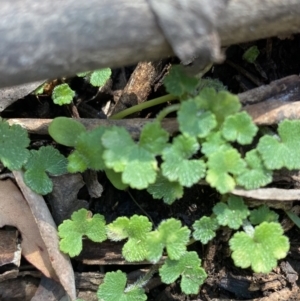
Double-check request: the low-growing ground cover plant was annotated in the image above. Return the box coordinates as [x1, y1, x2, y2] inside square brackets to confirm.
[0, 65, 296, 300]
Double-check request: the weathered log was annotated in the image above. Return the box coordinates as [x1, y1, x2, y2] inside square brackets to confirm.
[0, 0, 299, 87]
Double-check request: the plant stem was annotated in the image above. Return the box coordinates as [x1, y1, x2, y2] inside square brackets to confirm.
[156, 104, 181, 122]
[109, 94, 177, 120]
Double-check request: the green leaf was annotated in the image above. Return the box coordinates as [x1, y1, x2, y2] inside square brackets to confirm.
[49, 117, 86, 147]
[213, 196, 250, 230]
[163, 65, 199, 97]
[249, 205, 279, 225]
[195, 88, 241, 125]
[159, 251, 207, 295]
[192, 216, 219, 244]
[243, 46, 260, 64]
[139, 121, 169, 155]
[162, 135, 206, 187]
[97, 270, 147, 301]
[77, 71, 90, 77]
[58, 208, 107, 257]
[147, 172, 183, 205]
[102, 127, 157, 189]
[178, 98, 217, 138]
[0, 120, 30, 170]
[68, 126, 106, 173]
[236, 149, 273, 190]
[146, 218, 190, 263]
[229, 222, 289, 273]
[52, 83, 75, 105]
[89, 68, 112, 87]
[105, 168, 129, 190]
[106, 215, 152, 262]
[221, 112, 258, 145]
[201, 132, 231, 156]
[257, 120, 300, 170]
[24, 146, 68, 195]
[206, 149, 246, 194]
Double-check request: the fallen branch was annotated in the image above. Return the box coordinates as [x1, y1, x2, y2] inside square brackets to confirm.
[0, 0, 299, 87]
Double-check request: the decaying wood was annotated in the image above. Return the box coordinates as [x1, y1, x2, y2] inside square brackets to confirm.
[238, 75, 300, 105]
[7, 118, 179, 138]
[112, 61, 164, 114]
[232, 187, 300, 201]
[0, 0, 299, 88]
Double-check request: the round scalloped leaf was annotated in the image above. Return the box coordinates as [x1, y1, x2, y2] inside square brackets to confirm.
[89, 68, 112, 87]
[102, 126, 136, 172]
[236, 149, 273, 190]
[24, 146, 68, 195]
[178, 98, 217, 138]
[192, 216, 219, 244]
[221, 112, 258, 145]
[159, 251, 207, 295]
[229, 222, 289, 273]
[58, 209, 107, 257]
[97, 270, 147, 301]
[147, 172, 183, 205]
[0, 121, 30, 170]
[49, 117, 86, 147]
[146, 218, 190, 262]
[195, 88, 241, 125]
[257, 120, 300, 170]
[206, 149, 246, 194]
[67, 127, 106, 173]
[52, 83, 75, 105]
[139, 121, 169, 155]
[201, 132, 232, 156]
[162, 135, 206, 187]
[213, 196, 250, 230]
[106, 217, 130, 241]
[163, 65, 199, 97]
[249, 205, 279, 225]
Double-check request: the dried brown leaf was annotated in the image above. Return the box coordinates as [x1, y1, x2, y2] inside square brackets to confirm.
[12, 170, 76, 300]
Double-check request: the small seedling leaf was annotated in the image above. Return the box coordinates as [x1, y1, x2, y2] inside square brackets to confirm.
[102, 127, 157, 189]
[195, 88, 241, 125]
[162, 135, 206, 187]
[52, 83, 75, 105]
[0, 120, 30, 170]
[213, 196, 250, 230]
[178, 98, 217, 138]
[192, 216, 219, 244]
[58, 208, 107, 257]
[89, 68, 112, 87]
[206, 149, 246, 194]
[146, 218, 190, 263]
[221, 112, 258, 145]
[147, 172, 183, 205]
[97, 270, 147, 301]
[68, 127, 106, 172]
[229, 222, 289, 273]
[139, 121, 169, 155]
[257, 120, 300, 170]
[243, 46, 260, 64]
[249, 205, 279, 225]
[24, 146, 68, 195]
[236, 150, 273, 190]
[163, 65, 199, 97]
[106, 215, 152, 262]
[159, 251, 207, 295]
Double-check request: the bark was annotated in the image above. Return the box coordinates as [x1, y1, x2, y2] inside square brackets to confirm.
[0, 0, 299, 87]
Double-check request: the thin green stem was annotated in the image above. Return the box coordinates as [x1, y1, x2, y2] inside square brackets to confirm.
[109, 94, 177, 120]
[127, 190, 154, 225]
[156, 104, 181, 122]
